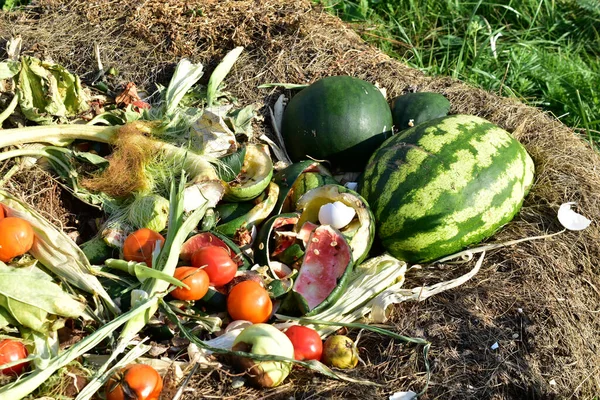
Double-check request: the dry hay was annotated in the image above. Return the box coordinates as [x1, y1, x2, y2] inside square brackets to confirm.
[2, 1, 600, 398]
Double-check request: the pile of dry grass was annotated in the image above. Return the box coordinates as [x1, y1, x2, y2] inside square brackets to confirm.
[2, 1, 600, 398]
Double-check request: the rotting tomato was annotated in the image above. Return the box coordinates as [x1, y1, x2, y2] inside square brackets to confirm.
[0, 339, 29, 375]
[122, 228, 165, 267]
[170, 267, 210, 301]
[227, 280, 272, 324]
[284, 325, 323, 361]
[0, 217, 35, 263]
[191, 246, 238, 287]
[105, 363, 163, 400]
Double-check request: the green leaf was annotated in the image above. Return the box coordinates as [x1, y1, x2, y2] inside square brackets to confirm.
[225, 103, 258, 136]
[0, 60, 20, 80]
[104, 258, 189, 287]
[216, 146, 246, 182]
[0, 265, 86, 333]
[17, 56, 90, 124]
[206, 47, 244, 107]
[164, 59, 205, 117]
[87, 106, 142, 126]
[0, 306, 17, 329]
[72, 150, 109, 167]
[2, 0, 29, 11]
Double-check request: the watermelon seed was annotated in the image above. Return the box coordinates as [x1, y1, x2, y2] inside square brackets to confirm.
[314, 249, 320, 255]
[331, 241, 337, 246]
[258, 242, 264, 250]
[312, 237, 319, 243]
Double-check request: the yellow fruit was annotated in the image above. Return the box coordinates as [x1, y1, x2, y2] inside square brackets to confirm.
[321, 335, 358, 369]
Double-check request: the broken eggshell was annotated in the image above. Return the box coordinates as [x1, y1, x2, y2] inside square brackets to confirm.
[557, 202, 592, 231]
[318, 201, 356, 230]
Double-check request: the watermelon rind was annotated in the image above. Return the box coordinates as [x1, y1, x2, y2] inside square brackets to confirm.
[223, 144, 273, 202]
[272, 161, 336, 214]
[216, 181, 279, 237]
[253, 212, 301, 268]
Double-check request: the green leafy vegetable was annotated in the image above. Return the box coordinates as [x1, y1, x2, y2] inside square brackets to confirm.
[17, 56, 90, 124]
[0, 60, 20, 79]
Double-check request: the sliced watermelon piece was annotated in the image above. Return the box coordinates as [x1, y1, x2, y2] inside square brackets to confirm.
[297, 221, 318, 248]
[180, 232, 229, 261]
[270, 233, 296, 259]
[293, 225, 353, 315]
[296, 184, 375, 264]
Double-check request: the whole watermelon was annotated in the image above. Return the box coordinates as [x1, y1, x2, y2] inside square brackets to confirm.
[281, 76, 393, 171]
[359, 114, 535, 263]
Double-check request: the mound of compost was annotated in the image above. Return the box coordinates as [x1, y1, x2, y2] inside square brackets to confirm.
[2, 1, 600, 398]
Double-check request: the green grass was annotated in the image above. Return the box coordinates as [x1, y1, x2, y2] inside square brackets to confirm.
[315, 0, 600, 145]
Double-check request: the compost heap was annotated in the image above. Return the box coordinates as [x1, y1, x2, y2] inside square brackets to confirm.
[2, 1, 600, 399]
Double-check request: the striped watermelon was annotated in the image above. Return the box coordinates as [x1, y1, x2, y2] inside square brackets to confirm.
[359, 114, 535, 263]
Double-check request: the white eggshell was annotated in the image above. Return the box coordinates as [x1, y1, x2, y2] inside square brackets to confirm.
[318, 201, 356, 230]
[557, 202, 591, 231]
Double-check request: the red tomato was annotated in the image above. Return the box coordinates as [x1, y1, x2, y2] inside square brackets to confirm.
[0, 339, 29, 375]
[0, 217, 35, 263]
[0, 204, 5, 219]
[227, 280, 272, 323]
[170, 267, 210, 301]
[284, 325, 323, 361]
[122, 228, 165, 267]
[191, 246, 237, 287]
[106, 363, 163, 400]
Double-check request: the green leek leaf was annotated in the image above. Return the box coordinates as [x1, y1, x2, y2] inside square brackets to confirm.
[206, 47, 243, 107]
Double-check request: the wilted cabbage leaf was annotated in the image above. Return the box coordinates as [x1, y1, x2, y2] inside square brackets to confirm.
[17, 56, 90, 124]
[0, 60, 20, 80]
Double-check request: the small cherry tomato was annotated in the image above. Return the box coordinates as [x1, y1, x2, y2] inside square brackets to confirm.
[227, 280, 272, 323]
[105, 363, 163, 400]
[122, 228, 165, 267]
[170, 267, 210, 301]
[0, 217, 35, 263]
[0, 339, 29, 375]
[191, 246, 237, 287]
[284, 325, 323, 361]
